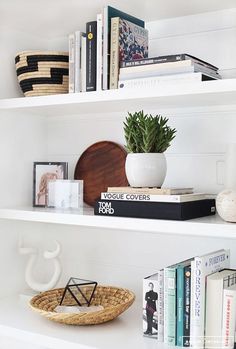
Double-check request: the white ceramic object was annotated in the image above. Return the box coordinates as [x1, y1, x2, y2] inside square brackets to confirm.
[216, 189, 236, 222]
[125, 153, 167, 187]
[19, 238, 62, 292]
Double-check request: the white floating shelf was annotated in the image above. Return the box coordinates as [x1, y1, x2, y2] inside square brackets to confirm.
[0, 296, 159, 349]
[0, 207, 235, 239]
[1, 79, 236, 115]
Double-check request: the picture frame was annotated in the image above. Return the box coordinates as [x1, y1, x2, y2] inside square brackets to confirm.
[47, 180, 83, 209]
[33, 162, 68, 207]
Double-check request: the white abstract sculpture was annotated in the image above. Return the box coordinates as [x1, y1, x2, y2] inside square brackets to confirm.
[19, 238, 62, 292]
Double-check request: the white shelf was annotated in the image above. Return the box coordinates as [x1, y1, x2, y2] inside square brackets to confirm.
[0, 296, 159, 349]
[0, 207, 236, 239]
[1, 79, 236, 116]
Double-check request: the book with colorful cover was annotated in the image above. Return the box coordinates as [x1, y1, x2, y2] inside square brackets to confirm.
[110, 17, 148, 89]
[190, 249, 230, 349]
[102, 5, 145, 90]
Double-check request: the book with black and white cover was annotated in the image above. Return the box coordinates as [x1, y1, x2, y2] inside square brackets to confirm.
[107, 187, 193, 195]
[101, 192, 206, 203]
[143, 273, 158, 339]
[94, 199, 216, 220]
[110, 17, 148, 89]
[102, 5, 145, 90]
[119, 61, 221, 80]
[81, 34, 87, 92]
[190, 250, 230, 349]
[74, 31, 85, 93]
[120, 53, 218, 71]
[205, 269, 236, 349]
[96, 13, 103, 91]
[119, 72, 217, 90]
[86, 21, 97, 92]
[68, 33, 75, 93]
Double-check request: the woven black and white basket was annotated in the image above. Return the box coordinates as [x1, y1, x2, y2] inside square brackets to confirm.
[15, 51, 69, 97]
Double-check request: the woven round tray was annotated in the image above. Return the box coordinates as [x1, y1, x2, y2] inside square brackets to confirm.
[30, 286, 135, 325]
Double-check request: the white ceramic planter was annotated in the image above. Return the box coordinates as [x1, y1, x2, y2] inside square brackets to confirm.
[125, 153, 167, 187]
[216, 189, 236, 223]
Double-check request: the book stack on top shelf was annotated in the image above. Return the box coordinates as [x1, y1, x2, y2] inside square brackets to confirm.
[143, 249, 236, 349]
[94, 187, 216, 220]
[118, 54, 221, 90]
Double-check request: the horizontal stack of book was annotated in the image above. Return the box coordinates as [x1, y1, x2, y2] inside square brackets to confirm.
[68, 5, 220, 93]
[143, 249, 236, 349]
[94, 187, 216, 220]
[119, 54, 221, 90]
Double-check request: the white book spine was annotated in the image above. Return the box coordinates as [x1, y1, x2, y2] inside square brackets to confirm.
[190, 250, 230, 349]
[221, 289, 236, 349]
[157, 270, 164, 342]
[100, 192, 205, 203]
[69, 33, 75, 93]
[119, 72, 202, 89]
[164, 268, 168, 344]
[74, 31, 81, 93]
[102, 7, 108, 90]
[96, 13, 103, 91]
[81, 35, 86, 92]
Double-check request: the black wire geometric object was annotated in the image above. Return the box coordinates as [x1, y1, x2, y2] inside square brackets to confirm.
[59, 277, 97, 307]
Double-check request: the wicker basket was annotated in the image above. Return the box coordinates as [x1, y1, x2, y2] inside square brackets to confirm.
[15, 50, 69, 97]
[30, 285, 135, 325]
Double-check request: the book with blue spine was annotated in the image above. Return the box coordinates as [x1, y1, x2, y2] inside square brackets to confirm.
[176, 262, 192, 347]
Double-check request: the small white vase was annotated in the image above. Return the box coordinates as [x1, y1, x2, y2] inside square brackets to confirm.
[125, 153, 167, 187]
[216, 189, 236, 222]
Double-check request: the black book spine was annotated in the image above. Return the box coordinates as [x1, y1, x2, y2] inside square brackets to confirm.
[183, 265, 191, 347]
[94, 199, 216, 220]
[120, 54, 218, 71]
[86, 21, 97, 92]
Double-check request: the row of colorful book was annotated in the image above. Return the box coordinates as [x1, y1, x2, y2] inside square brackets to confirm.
[94, 187, 216, 220]
[143, 249, 236, 349]
[68, 5, 220, 93]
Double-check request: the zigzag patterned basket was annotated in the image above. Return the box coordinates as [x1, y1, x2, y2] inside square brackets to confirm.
[15, 50, 69, 97]
[30, 285, 135, 325]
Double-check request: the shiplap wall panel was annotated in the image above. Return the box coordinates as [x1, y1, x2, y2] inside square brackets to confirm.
[11, 220, 236, 300]
[147, 9, 236, 75]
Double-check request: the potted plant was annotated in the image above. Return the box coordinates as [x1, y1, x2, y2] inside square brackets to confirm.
[124, 111, 176, 187]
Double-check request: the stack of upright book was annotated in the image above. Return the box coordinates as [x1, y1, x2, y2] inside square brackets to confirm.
[143, 249, 236, 349]
[68, 5, 148, 93]
[94, 187, 216, 220]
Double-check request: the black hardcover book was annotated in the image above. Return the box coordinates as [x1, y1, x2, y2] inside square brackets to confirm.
[94, 199, 216, 220]
[120, 53, 218, 71]
[183, 265, 191, 347]
[86, 21, 97, 92]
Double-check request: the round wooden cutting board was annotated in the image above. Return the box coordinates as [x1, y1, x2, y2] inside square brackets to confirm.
[74, 141, 128, 206]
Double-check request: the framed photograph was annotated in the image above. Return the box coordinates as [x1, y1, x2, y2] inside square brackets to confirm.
[33, 162, 68, 207]
[47, 180, 83, 209]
